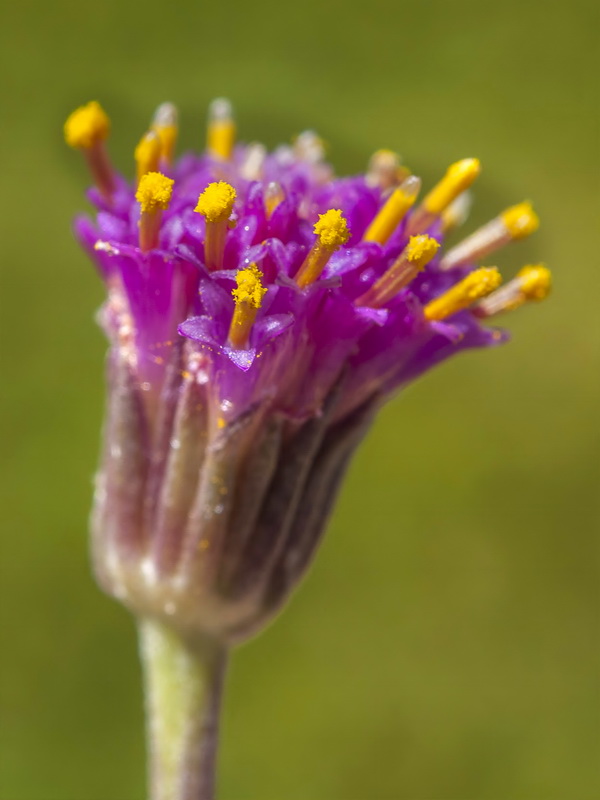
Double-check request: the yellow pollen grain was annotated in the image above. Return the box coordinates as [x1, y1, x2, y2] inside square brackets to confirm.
[517, 264, 552, 300]
[406, 235, 441, 269]
[64, 101, 110, 149]
[500, 201, 540, 240]
[195, 182, 237, 223]
[232, 264, 267, 309]
[135, 172, 174, 213]
[314, 209, 350, 250]
[424, 267, 501, 320]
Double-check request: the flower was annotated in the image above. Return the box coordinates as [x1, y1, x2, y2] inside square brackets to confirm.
[66, 97, 551, 645]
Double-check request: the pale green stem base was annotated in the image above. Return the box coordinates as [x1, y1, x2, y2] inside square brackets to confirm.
[138, 619, 228, 800]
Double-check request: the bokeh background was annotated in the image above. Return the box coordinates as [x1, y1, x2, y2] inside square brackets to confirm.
[1, 1, 598, 798]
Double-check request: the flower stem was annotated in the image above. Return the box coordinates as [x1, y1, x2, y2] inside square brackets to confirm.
[138, 618, 228, 800]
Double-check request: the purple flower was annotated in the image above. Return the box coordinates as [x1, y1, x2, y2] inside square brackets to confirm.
[66, 98, 551, 644]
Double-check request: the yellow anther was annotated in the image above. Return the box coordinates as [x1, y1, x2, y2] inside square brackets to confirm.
[441, 191, 472, 233]
[500, 201, 540, 240]
[363, 175, 421, 244]
[368, 149, 399, 177]
[314, 209, 350, 250]
[64, 101, 110, 149]
[135, 131, 161, 184]
[294, 130, 326, 163]
[195, 182, 236, 270]
[136, 172, 174, 214]
[424, 267, 501, 321]
[517, 264, 552, 300]
[240, 142, 267, 181]
[423, 158, 481, 215]
[232, 264, 267, 308]
[135, 172, 174, 251]
[355, 234, 440, 308]
[406, 235, 441, 269]
[156, 125, 177, 163]
[474, 264, 551, 317]
[374, 148, 396, 160]
[365, 149, 409, 189]
[441, 199, 539, 272]
[151, 102, 178, 164]
[295, 209, 350, 288]
[64, 101, 115, 199]
[229, 264, 267, 348]
[207, 98, 236, 160]
[195, 181, 237, 223]
[264, 181, 285, 218]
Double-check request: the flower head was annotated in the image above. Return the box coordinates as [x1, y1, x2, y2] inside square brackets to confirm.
[68, 98, 550, 643]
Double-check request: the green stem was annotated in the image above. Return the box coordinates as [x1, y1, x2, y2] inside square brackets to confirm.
[138, 618, 228, 800]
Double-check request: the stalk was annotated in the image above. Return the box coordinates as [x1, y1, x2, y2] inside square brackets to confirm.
[138, 618, 228, 800]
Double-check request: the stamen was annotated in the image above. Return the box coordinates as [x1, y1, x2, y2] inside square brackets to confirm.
[151, 102, 178, 165]
[64, 100, 110, 148]
[207, 98, 235, 161]
[293, 130, 326, 164]
[407, 158, 481, 235]
[365, 149, 408, 190]
[240, 142, 267, 180]
[362, 175, 421, 244]
[228, 264, 267, 349]
[441, 191, 472, 233]
[423, 267, 501, 321]
[264, 181, 285, 218]
[295, 209, 351, 288]
[134, 131, 161, 184]
[355, 235, 440, 308]
[440, 201, 539, 270]
[194, 181, 237, 270]
[500, 201, 540, 240]
[64, 101, 115, 198]
[474, 264, 551, 317]
[135, 172, 174, 251]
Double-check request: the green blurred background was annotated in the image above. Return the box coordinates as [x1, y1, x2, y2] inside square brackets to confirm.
[1, 0, 598, 798]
